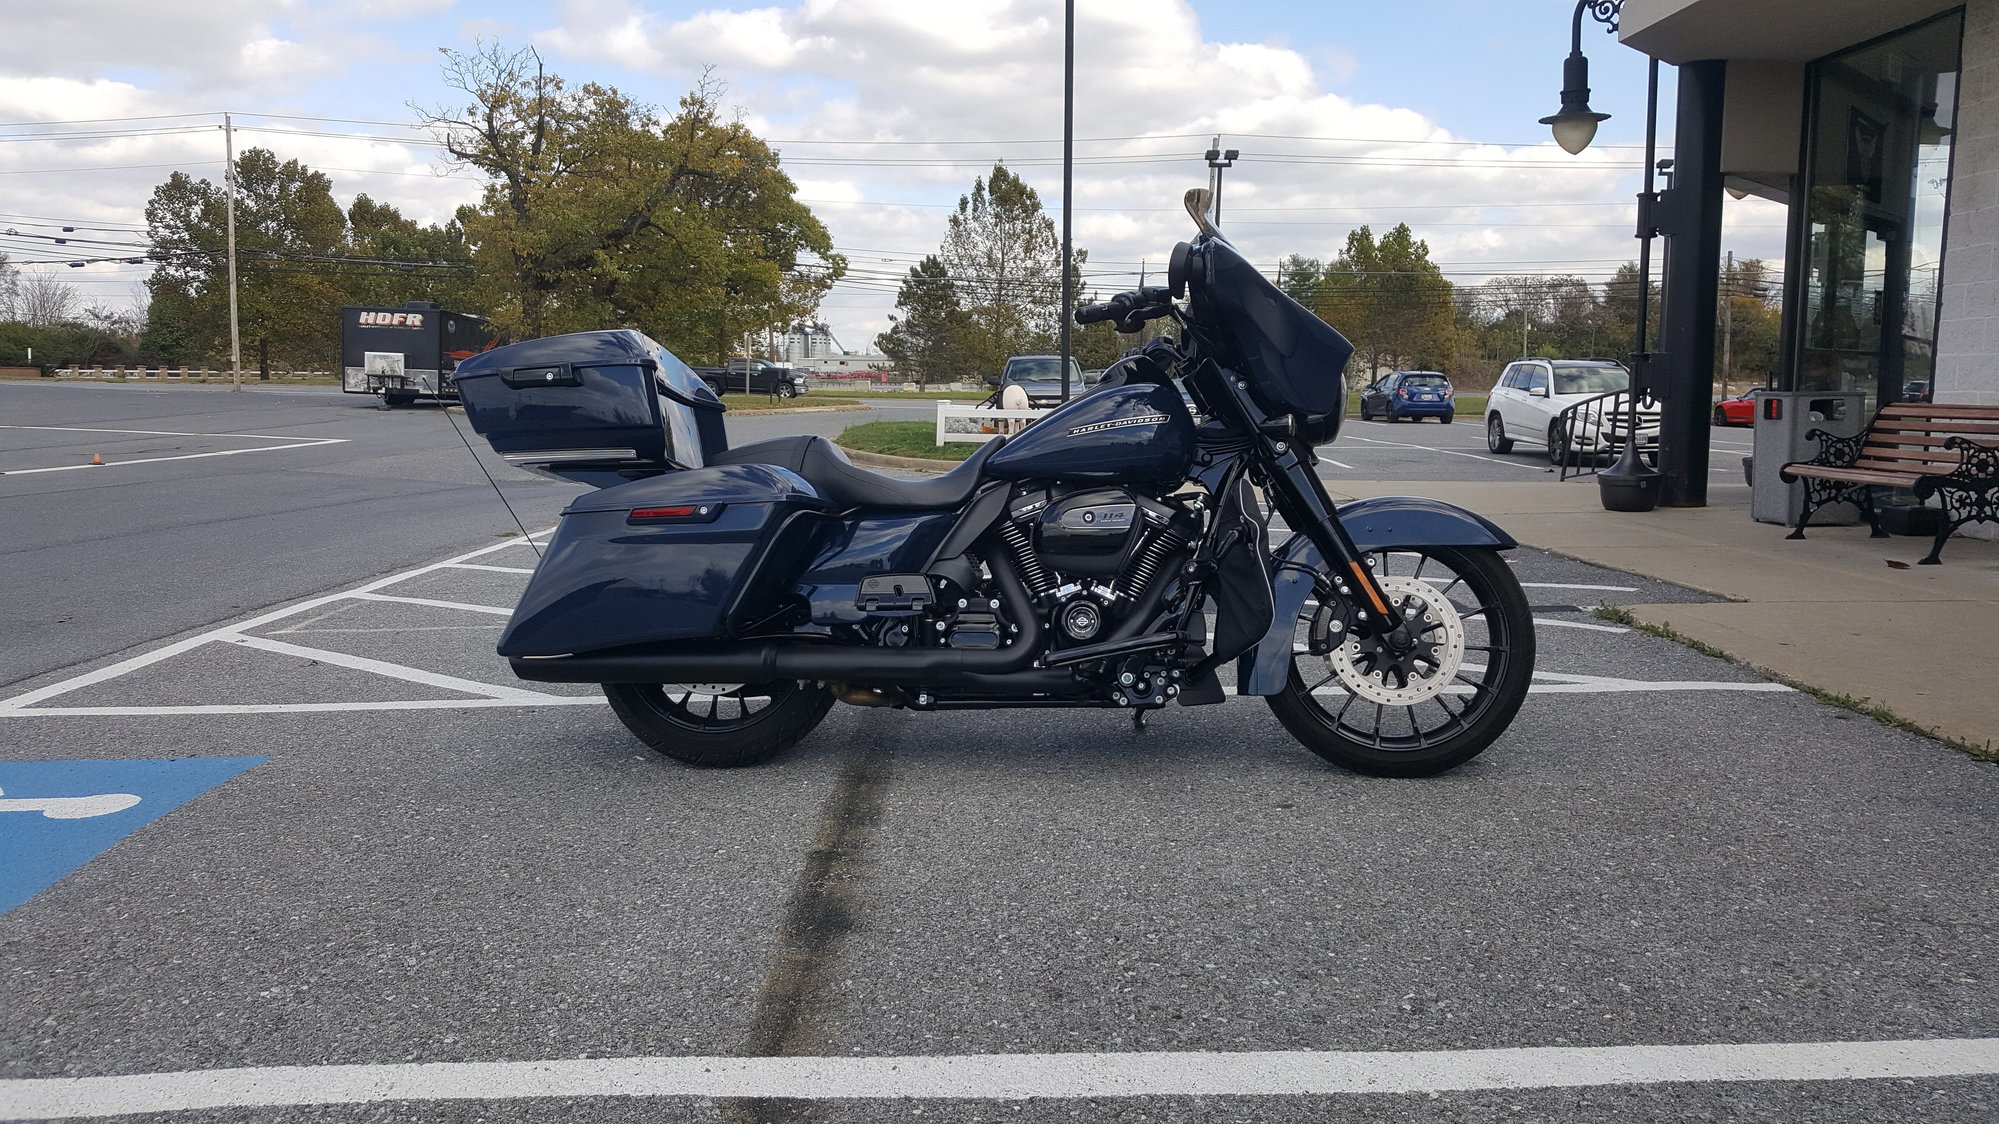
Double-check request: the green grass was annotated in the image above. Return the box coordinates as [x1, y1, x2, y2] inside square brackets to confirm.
[1591, 605, 1997, 761]
[717, 394, 861, 411]
[825, 388, 988, 401]
[835, 420, 981, 462]
[1343, 391, 1486, 421]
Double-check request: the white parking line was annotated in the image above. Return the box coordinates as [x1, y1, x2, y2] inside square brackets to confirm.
[0, 533, 552, 719]
[222, 635, 561, 701]
[1339, 434, 1543, 471]
[444, 563, 537, 575]
[1519, 582, 1639, 592]
[1535, 617, 1630, 633]
[6, 1036, 1995, 1119]
[0, 425, 347, 475]
[348, 592, 515, 616]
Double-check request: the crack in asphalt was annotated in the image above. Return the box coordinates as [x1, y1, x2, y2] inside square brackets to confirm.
[723, 718, 899, 1124]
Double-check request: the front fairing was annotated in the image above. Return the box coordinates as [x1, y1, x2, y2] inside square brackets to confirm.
[1185, 236, 1354, 424]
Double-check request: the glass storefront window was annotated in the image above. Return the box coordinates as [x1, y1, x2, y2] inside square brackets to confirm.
[1794, 10, 1962, 408]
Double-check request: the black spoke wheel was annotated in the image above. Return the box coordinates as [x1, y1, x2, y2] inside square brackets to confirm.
[603, 680, 834, 767]
[1267, 546, 1535, 777]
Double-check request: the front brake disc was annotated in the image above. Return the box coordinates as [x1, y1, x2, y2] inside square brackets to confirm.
[1323, 576, 1467, 706]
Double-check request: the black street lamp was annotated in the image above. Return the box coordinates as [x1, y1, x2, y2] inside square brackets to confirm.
[1204, 140, 1239, 225]
[1541, 0, 1622, 154]
[1544, 0, 1664, 512]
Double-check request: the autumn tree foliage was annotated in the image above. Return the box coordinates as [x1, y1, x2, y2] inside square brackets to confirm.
[421, 44, 843, 362]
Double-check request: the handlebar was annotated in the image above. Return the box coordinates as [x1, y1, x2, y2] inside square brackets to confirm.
[1074, 286, 1176, 333]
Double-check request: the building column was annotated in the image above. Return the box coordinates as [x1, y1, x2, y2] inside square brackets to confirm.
[1658, 60, 1727, 507]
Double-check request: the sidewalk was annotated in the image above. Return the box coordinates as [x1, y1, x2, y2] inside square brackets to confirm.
[1328, 477, 1999, 754]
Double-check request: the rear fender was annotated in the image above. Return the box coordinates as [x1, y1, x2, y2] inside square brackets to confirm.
[1235, 496, 1516, 696]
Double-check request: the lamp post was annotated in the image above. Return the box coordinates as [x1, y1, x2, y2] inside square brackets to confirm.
[1544, 0, 1663, 512]
[1204, 139, 1239, 225]
[1541, 0, 1621, 155]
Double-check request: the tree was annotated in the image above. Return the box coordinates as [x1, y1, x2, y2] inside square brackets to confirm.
[1300, 224, 1454, 379]
[422, 44, 843, 360]
[144, 149, 349, 367]
[13, 269, 76, 327]
[1718, 256, 1781, 389]
[875, 254, 968, 384]
[937, 164, 1065, 379]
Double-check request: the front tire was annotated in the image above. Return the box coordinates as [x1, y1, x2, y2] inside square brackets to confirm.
[1267, 546, 1535, 777]
[603, 680, 834, 767]
[777, 383, 798, 399]
[1548, 421, 1569, 467]
[1485, 413, 1514, 454]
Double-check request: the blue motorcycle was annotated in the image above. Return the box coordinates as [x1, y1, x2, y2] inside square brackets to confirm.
[454, 192, 1536, 776]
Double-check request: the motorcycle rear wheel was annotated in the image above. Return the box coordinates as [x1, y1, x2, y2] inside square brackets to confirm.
[1267, 545, 1535, 777]
[604, 680, 834, 767]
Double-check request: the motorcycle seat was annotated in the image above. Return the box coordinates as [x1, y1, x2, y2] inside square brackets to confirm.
[709, 434, 1002, 510]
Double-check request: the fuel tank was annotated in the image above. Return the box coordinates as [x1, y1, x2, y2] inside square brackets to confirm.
[985, 382, 1196, 484]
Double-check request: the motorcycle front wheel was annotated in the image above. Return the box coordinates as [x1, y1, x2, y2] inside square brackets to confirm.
[1267, 545, 1535, 777]
[604, 680, 834, 767]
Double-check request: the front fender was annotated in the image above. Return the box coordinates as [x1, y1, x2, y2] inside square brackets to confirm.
[1338, 495, 1517, 553]
[1234, 496, 1517, 696]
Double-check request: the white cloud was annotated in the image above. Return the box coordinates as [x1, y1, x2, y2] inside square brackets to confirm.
[529, 0, 1673, 343]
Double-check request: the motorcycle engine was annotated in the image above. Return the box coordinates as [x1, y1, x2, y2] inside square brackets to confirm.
[1036, 488, 1143, 578]
[1002, 486, 1193, 646]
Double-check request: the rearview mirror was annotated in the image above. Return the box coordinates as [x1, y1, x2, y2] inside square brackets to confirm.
[985, 374, 1001, 387]
[1529, 386, 1549, 398]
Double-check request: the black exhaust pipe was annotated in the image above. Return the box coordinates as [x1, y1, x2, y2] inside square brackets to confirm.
[511, 549, 1047, 686]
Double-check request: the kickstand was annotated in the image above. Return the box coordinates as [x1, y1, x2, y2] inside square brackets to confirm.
[1131, 708, 1148, 732]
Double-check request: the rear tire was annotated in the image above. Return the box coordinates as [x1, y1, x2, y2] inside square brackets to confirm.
[1440, 411, 1454, 425]
[382, 390, 418, 407]
[604, 680, 834, 767]
[1485, 413, 1513, 454]
[1267, 546, 1535, 777]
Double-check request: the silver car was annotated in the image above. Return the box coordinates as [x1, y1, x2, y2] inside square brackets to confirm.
[1484, 358, 1660, 462]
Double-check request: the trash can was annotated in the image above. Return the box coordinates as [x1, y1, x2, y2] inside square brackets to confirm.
[1749, 390, 1869, 525]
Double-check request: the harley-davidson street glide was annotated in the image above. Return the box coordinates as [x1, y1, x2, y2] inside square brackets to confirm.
[454, 191, 1535, 777]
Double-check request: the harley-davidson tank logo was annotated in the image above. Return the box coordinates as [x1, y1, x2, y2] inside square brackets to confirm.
[1067, 413, 1168, 438]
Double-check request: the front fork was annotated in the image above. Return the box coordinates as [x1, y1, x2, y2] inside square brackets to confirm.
[1258, 436, 1405, 632]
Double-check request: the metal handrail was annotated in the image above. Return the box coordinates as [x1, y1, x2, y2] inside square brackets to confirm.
[1555, 389, 1661, 481]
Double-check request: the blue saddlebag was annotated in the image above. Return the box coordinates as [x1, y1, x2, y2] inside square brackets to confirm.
[498, 464, 835, 658]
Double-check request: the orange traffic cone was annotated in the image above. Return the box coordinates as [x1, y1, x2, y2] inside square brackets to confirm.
[90, 453, 104, 465]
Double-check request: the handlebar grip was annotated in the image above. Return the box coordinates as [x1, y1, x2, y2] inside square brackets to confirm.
[1074, 302, 1119, 326]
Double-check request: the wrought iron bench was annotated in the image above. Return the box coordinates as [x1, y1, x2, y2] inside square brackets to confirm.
[1779, 402, 1999, 565]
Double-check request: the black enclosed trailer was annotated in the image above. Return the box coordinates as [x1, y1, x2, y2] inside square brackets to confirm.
[339, 301, 497, 406]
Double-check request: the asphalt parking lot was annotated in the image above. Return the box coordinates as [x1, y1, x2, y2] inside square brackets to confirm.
[4, 386, 1998, 1122]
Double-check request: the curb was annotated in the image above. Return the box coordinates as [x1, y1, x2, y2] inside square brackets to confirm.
[836, 445, 959, 473]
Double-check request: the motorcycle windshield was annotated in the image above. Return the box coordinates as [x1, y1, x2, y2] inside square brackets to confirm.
[1194, 236, 1354, 418]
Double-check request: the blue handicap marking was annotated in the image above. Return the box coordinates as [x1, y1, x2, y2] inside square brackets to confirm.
[0, 757, 267, 915]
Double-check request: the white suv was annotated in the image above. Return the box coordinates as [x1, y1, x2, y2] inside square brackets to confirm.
[1484, 358, 1659, 463]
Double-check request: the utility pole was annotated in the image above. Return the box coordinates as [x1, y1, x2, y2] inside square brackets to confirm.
[1059, 0, 1075, 402]
[1720, 249, 1734, 396]
[224, 114, 241, 392]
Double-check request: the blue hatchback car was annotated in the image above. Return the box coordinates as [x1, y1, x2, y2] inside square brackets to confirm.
[1358, 370, 1455, 423]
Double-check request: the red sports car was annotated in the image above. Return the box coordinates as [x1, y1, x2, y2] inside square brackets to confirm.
[1712, 394, 1754, 427]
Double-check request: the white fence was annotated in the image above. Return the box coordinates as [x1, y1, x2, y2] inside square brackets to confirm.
[56, 366, 333, 382]
[935, 401, 1049, 444]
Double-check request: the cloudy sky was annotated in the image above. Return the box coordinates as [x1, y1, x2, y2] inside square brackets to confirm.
[1, 0, 1786, 350]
